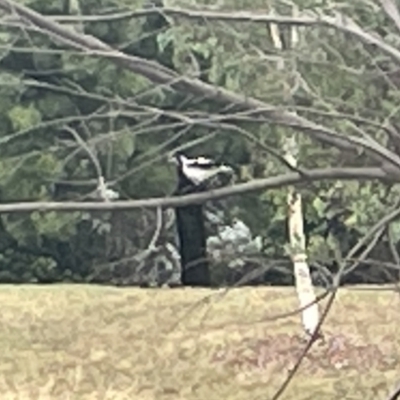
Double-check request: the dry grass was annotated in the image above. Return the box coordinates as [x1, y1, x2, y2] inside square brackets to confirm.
[0, 284, 398, 400]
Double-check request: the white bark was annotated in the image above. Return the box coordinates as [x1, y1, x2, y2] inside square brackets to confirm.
[268, 5, 320, 336]
[284, 138, 320, 336]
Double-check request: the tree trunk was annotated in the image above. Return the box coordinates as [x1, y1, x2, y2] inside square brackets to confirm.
[268, 5, 320, 337]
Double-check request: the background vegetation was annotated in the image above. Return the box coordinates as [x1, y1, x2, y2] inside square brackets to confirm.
[0, 2, 400, 400]
[0, 0, 400, 286]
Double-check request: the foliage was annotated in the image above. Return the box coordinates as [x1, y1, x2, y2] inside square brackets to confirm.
[0, 0, 399, 284]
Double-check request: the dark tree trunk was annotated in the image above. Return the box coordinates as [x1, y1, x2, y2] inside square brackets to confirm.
[173, 163, 210, 287]
[175, 201, 210, 286]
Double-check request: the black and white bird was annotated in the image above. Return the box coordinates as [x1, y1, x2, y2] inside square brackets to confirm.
[173, 153, 233, 189]
[170, 152, 234, 287]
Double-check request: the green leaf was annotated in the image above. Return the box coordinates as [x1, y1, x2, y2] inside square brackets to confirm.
[8, 105, 42, 131]
[37, 93, 75, 119]
[389, 222, 400, 244]
[157, 31, 174, 53]
[344, 214, 358, 227]
[31, 211, 80, 240]
[312, 197, 326, 217]
[113, 129, 135, 160]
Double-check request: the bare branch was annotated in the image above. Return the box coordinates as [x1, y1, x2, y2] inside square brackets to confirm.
[147, 207, 163, 250]
[379, 0, 400, 34]
[0, 167, 390, 214]
[41, 5, 400, 69]
[10, 3, 400, 69]
[46, 8, 320, 25]
[63, 125, 102, 178]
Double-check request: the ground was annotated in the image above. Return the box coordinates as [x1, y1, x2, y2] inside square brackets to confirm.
[0, 284, 398, 400]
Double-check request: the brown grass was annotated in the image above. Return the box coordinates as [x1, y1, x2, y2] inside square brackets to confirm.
[0, 284, 398, 400]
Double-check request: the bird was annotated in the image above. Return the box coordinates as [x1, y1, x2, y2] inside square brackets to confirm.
[173, 153, 233, 188]
[170, 152, 233, 287]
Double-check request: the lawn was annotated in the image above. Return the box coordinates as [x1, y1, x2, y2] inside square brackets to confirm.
[0, 284, 398, 400]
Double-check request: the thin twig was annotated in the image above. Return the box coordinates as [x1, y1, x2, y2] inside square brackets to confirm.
[63, 125, 116, 201]
[63, 125, 102, 178]
[147, 207, 163, 250]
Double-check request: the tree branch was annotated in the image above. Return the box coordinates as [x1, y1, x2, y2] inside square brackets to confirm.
[0, 167, 390, 213]
[47, 7, 318, 24]
[42, 6, 400, 67]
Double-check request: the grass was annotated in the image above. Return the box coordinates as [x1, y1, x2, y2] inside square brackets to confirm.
[0, 284, 398, 400]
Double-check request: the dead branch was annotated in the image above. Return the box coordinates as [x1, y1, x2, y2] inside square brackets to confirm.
[0, 167, 390, 214]
[47, 8, 320, 25]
